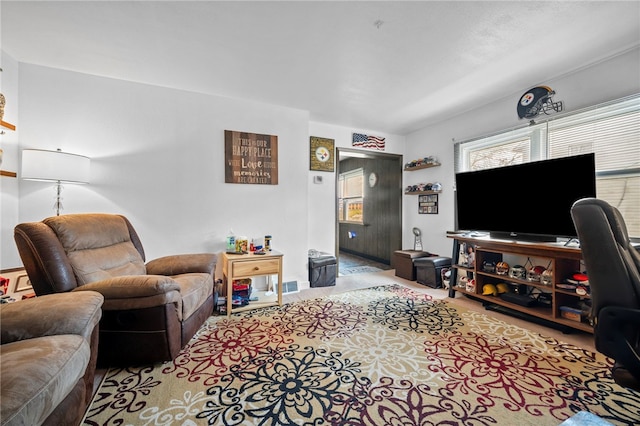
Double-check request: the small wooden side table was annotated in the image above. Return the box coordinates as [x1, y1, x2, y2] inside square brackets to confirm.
[221, 250, 283, 316]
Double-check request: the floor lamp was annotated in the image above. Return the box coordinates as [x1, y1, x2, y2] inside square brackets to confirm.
[21, 149, 91, 216]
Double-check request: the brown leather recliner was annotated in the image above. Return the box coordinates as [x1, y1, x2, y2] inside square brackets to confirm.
[1, 291, 103, 426]
[14, 213, 217, 366]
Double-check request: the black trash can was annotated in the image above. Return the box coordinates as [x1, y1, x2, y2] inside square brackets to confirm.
[415, 256, 452, 288]
[309, 254, 337, 287]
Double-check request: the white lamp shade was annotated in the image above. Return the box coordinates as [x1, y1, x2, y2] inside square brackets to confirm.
[21, 149, 90, 184]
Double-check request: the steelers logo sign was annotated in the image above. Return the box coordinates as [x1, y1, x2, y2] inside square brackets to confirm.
[315, 146, 330, 162]
[520, 92, 535, 106]
[310, 136, 335, 171]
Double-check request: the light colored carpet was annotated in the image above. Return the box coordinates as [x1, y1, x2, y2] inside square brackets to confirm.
[84, 281, 639, 425]
[339, 265, 383, 275]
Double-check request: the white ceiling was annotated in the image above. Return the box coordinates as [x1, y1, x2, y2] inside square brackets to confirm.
[2, 1, 639, 135]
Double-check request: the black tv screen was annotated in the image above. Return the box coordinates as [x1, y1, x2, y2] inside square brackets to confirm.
[455, 153, 596, 241]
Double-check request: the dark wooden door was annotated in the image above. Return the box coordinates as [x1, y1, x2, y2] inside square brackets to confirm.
[336, 149, 403, 265]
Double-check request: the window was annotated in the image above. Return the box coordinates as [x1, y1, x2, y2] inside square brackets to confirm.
[455, 94, 640, 237]
[338, 168, 364, 223]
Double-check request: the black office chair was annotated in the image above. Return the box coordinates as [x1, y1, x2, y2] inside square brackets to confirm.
[571, 197, 640, 390]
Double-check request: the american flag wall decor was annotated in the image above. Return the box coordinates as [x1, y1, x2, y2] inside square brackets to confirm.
[352, 133, 386, 150]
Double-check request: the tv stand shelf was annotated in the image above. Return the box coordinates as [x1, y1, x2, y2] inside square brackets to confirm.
[447, 235, 592, 334]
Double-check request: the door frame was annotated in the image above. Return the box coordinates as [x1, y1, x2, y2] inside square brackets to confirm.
[335, 147, 403, 272]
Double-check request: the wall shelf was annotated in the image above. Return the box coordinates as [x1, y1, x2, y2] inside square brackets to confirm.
[405, 190, 441, 195]
[1, 170, 17, 178]
[1, 120, 16, 131]
[404, 162, 440, 171]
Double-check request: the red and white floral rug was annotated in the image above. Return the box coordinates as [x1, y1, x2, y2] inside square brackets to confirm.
[84, 284, 640, 425]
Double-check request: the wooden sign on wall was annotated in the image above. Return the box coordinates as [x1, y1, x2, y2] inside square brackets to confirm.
[225, 130, 278, 185]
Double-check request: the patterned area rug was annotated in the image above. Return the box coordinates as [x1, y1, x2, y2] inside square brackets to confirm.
[83, 284, 640, 425]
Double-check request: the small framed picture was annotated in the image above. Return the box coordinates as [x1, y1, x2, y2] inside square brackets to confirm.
[309, 136, 335, 172]
[418, 194, 438, 214]
[13, 274, 33, 293]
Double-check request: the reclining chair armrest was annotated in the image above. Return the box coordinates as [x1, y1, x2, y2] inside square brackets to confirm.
[146, 253, 217, 276]
[598, 305, 640, 385]
[72, 275, 180, 297]
[72, 275, 182, 310]
[0, 291, 104, 344]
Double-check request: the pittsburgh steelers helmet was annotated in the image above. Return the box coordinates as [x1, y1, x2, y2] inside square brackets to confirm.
[517, 86, 563, 119]
[540, 269, 553, 286]
[496, 261, 510, 275]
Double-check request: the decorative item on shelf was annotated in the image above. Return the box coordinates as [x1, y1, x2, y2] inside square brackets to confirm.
[412, 227, 422, 251]
[456, 275, 468, 289]
[482, 283, 498, 296]
[526, 257, 547, 282]
[405, 181, 442, 193]
[21, 149, 91, 216]
[496, 261, 510, 275]
[509, 264, 527, 280]
[441, 268, 451, 289]
[482, 261, 496, 273]
[563, 271, 590, 295]
[235, 236, 249, 253]
[0, 93, 15, 135]
[465, 278, 476, 293]
[540, 261, 553, 285]
[226, 231, 236, 252]
[496, 283, 509, 294]
[404, 156, 439, 170]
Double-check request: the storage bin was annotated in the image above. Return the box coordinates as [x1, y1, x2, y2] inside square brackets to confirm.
[309, 254, 337, 287]
[415, 256, 452, 288]
[560, 306, 583, 322]
[393, 250, 435, 281]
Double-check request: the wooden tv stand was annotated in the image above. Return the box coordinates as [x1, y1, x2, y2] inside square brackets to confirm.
[447, 235, 592, 333]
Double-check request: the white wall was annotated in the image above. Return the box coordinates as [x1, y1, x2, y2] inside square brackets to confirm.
[3, 46, 638, 279]
[404, 47, 640, 258]
[307, 122, 405, 255]
[9, 63, 311, 284]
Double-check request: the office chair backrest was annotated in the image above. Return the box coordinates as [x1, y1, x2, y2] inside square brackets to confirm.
[570, 198, 640, 352]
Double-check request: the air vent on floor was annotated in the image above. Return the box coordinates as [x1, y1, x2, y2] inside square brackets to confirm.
[281, 281, 299, 294]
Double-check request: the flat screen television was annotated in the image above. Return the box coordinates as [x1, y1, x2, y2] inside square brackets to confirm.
[455, 153, 596, 242]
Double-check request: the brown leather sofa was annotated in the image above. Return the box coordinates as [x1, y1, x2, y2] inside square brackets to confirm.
[1, 291, 103, 426]
[14, 213, 217, 366]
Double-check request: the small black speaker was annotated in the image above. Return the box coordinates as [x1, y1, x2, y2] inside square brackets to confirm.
[500, 292, 537, 307]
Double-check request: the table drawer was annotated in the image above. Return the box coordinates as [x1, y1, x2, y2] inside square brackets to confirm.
[232, 258, 280, 276]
